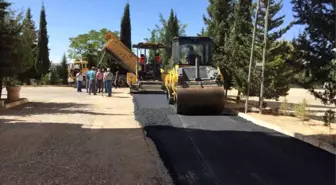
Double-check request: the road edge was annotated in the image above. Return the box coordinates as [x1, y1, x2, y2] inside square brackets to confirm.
[236, 111, 336, 155]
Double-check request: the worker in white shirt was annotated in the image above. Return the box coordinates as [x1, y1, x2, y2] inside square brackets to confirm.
[104, 68, 113, 97]
[76, 71, 83, 92]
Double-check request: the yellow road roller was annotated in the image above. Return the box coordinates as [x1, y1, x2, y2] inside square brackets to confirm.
[164, 36, 225, 114]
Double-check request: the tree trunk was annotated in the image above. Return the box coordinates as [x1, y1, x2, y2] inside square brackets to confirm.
[236, 91, 241, 103]
[259, 0, 270, 114]
[0, 76, 3, 100]
[245, 0, 260, 113]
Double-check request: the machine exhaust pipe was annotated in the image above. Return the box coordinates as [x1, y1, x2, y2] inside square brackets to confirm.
[195, 56, 201, 81]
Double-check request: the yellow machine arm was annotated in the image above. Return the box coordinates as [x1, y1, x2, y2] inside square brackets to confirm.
[104, 32, 138, 74]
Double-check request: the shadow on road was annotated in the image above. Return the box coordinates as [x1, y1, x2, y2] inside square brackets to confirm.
[0, 118, 169, 185]
[0, 102, 130, 116]
[143, 125, 336, 185]
[132, 94, 335, 185]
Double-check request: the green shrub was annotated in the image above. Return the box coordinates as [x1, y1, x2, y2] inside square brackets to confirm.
[323, 109, 335, 128]
[39, 74, 49, 85]
[279, 97, 291, 116]
[49, 70, 59, 85]
[294, 98, 310, 121]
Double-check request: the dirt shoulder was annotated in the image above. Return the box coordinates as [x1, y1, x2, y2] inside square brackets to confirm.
[226, 88, 336, 150]
[0, 87, 173, 185]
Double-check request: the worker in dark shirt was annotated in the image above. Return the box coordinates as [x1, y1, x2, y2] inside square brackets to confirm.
[154, 51, 162, 79]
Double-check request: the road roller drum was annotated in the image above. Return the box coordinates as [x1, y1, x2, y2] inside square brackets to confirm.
[175, 85, 225, 114]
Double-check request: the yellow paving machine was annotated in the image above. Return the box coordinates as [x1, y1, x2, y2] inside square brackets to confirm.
[129, 42, 166, 93]
[68, 60, 89, 86]
[104, 32, 225, 114]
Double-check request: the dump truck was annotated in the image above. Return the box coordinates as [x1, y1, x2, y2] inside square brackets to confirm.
[104, 32, 166, 93]
[104, 32, 225, 114]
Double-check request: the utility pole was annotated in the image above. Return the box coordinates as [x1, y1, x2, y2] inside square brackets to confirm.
[259, 0, 270, 114]
[245, 0, 260, 113]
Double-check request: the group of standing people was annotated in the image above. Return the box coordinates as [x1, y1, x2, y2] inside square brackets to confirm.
[75, 66, 120, 97]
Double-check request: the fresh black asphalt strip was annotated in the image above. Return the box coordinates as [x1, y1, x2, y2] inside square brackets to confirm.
[133, 94, 336, 185]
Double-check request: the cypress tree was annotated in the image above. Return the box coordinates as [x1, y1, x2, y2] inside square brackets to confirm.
[18, 8, 38, 83]
[162, 9, 180, 65]
[172, 14, 179, 38]
[36, 3, 50, 78]
[120, 3, 131, 50]
[58, 53, 68, 85]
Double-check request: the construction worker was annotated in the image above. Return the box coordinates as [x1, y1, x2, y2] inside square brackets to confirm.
[88, 67, 97, 95]
[96, 69, 103, 93]
[139, 54, 146, 69]
[154, 51, 162, 79]
[85, 70, 90, 93]
[139, 54, 146, 80]
[104, 68, 113, 97]
[102, 68, 107, 93]
[155, 52, 161, 63]
[76, 71, 83, 92]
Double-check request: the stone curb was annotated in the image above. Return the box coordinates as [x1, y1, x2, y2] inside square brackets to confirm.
[0, 98, 29, 110]
[21, 85, 74, 87]
[237, 112, 336, 155]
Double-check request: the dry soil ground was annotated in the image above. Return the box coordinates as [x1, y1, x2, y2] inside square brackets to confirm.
[0, 87, 173, 185]
[227, 88, 336, 147]
[227, 88, 336, 122]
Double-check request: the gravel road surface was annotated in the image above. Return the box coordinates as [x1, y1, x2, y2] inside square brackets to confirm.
[133, 94, 336, 185]
[0, 87, 173, 185]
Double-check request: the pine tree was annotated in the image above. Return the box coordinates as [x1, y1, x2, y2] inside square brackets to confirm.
[0, 0, 24, 98]
[0, 0, 12, 98]
[291, 0, 335, 105]
[203, 0, 236, 95]
[222, 0, 253, 100]
[35, 3, 50, 78]
[144, 10, 186, 67]
[197, 28, 207, 36]
[18, 8, 38, 83]
[248, 0, 294, 100]
[162, 9, 180, 65]
[58, 53, 68, 85]
[120, 3, 131, 50]
[203, 0, 235, 64]
[146, 29, 159, 60]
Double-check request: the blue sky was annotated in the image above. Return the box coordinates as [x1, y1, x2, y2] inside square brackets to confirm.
[10, 0, 301, 63]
